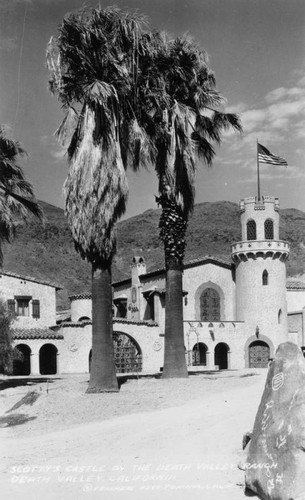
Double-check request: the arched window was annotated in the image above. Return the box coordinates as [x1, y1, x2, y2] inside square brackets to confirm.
[265, 219, 274, 240]
[200, 288, 220, 321]
[278, 309, 282, 324]
[192, 343, 208, 366]
[262, 270, 268, 285]
[247, 219, 257, 240]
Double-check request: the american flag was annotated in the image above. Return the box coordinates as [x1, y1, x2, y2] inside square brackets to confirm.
[258, 143, 288, 166]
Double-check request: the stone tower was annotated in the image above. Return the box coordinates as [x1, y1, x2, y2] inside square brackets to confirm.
[231, 196, 290, 351]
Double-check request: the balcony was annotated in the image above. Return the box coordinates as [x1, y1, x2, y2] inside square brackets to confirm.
[231, 240, 290, 263]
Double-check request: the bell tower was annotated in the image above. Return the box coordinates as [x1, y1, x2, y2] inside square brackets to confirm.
[231, 196, 290, 346]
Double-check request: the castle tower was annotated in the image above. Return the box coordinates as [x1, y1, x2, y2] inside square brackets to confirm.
[231, 196, 290, 354]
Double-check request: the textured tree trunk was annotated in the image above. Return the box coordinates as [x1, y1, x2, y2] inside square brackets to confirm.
[162, 267, 188, 378]
[158, 195, 188, 379]
[87, 264, 119, 393]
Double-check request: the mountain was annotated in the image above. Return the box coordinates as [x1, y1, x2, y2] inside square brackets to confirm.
[3, 200, 305, 310]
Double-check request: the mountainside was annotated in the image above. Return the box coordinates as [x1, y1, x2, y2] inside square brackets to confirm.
[3, 200, 305, 309]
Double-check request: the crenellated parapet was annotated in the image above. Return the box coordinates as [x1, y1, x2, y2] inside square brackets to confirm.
[231, 240, 290, 264]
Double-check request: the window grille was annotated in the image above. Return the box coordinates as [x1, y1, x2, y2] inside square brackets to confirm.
[265, 219, 274, 240]
[200, 288, 220, 321]
[247, 219, 257, 240]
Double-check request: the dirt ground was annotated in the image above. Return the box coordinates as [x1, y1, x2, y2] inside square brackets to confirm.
[0, 369, 267, 500]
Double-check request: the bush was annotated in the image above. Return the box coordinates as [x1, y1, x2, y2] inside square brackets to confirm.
[0, 302, 21, 374]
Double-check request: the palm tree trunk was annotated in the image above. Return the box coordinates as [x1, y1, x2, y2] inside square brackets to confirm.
[163, 267, 188, 378]
[87, 263, 119, 393]
[158, 195, 188, 379]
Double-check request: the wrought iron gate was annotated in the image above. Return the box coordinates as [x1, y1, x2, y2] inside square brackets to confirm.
[113, 332, 142, 373]
[249, 342, 270, 368]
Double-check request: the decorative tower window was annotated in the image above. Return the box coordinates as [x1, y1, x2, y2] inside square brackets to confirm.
[247, 219, 257, 240]
[265, 219, 274, 240]
[200, 288, 220, 321]
[262, 270, 268, 286]
[278, 309, 282, 324]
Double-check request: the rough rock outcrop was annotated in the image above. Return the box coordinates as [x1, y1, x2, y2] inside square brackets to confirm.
[245, 342, 305, 500]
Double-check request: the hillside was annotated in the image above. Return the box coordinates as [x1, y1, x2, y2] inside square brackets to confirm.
[2, 200, 305, 309]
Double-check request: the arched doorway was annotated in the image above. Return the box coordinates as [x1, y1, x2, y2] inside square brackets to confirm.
[214, 343, 229, 370]
[13, 344, 31, 375]
[192, 343, 207, 366]
[113, 332, 142, 373]
[39, 344, 57, 375]
[89, 334, 143, 374]
[249, 341, 270, 368]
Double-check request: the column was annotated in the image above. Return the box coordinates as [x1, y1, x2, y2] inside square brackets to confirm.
[205, 350, 211, 369]
[227, 350, 231, 370]
[30, 352, 40, 375]
[56, 352, 60, 374]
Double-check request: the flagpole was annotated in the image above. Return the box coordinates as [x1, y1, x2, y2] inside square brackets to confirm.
[257, 139, 261, 201]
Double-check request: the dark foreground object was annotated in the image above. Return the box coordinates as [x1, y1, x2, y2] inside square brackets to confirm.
[245, 342, 305, 500]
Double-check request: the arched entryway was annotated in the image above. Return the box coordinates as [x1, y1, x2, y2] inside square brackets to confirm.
[214, 342, 229, 370]
[39, 344, 57, 375]
[249, 341, 270, 368]
[13, 344, 31, 375]
[192, 342, 208, 366]
[113, 332, 142, 373]
[89, 333, 142, 374]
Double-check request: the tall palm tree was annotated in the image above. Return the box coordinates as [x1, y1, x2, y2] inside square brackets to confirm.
[47, 7, 154, 392]
[151, 37, 242, 378]
[0, 126, 44, 266]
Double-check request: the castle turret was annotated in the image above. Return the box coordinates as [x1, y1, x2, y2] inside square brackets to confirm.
[231, 196, 290, 348]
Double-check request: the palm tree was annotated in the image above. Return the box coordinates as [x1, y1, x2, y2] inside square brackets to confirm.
[151, 37, 242, 378]
[47, 7, 154, 392]
[0, 126, 44, 266]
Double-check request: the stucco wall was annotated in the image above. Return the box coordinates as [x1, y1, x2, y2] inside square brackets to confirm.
[0, 274, 57, 327]
[183, 264, 235, 321]
[71, 299, 92, 322]
[286, 290, 305, 312]
[235, 256, 288, 344]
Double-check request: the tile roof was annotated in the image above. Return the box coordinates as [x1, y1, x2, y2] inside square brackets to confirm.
[286, 280, 305, 290]
[12, 328, 64, 340]
[1, 270, 62, 289]
[114, 318, 158, 327]
[61, 318, 158, 327]
[69, 292, 91, 301]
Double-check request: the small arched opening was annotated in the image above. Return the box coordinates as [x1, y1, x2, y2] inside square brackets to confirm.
[214, 343, 229, 370]
[278, 309, 282, 324]
[262, 270, 269, 285]
[89, 349, 92, 373]
[192, 342, 208, 366]
[78, 316, 91, 322]
[13, 344, 31, 375]
[249, 341, 270, 368]
[39, 344, 57, 375]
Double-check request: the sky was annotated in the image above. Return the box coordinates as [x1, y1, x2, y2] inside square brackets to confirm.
[0, 0, 305, 219]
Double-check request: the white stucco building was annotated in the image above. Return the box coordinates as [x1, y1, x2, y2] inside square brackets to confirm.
[6, 195, 305, 376]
